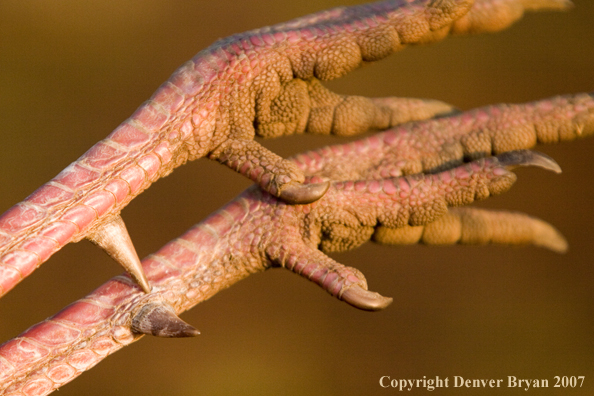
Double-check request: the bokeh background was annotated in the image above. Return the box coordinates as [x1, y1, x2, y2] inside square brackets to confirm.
[1, 0, 593, 394]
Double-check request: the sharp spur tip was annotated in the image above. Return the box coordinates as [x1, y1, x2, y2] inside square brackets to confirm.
[497, 150, 561, 174]
[341, 285, 393, 311]
[132, 303, 200, 338]
[279, 181, 330, 204]
[87, 215, 152, 293]
[136, 276, 152, 294]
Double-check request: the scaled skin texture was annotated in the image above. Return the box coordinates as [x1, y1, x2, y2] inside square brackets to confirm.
[1, 93, 592, 395]
[0, 0, 572, 295]
[1, 0, 592, 395]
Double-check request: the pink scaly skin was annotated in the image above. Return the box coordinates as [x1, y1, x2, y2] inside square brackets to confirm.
[0, 0, 574, 296]
[1, 92, 592, 395]
[294, 93, 594, 179]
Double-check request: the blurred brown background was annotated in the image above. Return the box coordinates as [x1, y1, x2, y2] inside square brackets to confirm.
[0, 0, 593, 394]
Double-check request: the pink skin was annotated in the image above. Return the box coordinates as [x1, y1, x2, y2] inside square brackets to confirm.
[294, 94, 594, 179]
[0, 0, 591, 394]
[0, 156, 525, 395]
[1, 91, 592, 394]
[0, 0, 560, 297]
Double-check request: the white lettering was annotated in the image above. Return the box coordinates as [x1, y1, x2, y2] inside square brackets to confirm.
[406, 379, 414, 391]
[453, 376, 503, 388]
[378, 376, 451, 390]
[509, 376, 518, 388]
[508, 377, 548, 391]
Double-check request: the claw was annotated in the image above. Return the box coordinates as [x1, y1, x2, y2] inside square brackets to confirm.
[432, 107, 462, 119]
[87, 215, 151, 293]
[340, 285, 393, 311]
[131, 302, 200, 337]
[425, 100, 458, 118]
[520, 0, 574, 11]
[496, 150, 561, 174]
[279, 181, 330, 204]
[532, 220, 569, 253]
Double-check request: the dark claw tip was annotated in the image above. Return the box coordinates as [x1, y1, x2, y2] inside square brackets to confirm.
[496, 150, 561, 174]
[279, 181, 330, 204]
[340, 285, 393, 311]
[131, 303, 200, 338]
[433, 107, 462, 119]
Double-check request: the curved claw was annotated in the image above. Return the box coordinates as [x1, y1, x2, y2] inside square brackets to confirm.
[340, 285, 393, 312]
[530, 219, 569, 253]
[496, 150, 561, 174]
[432, 107, 463, 119]
[131, 303, 200, 338]
[520, 0, 574, 11]
[279, 181, 330, 204]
